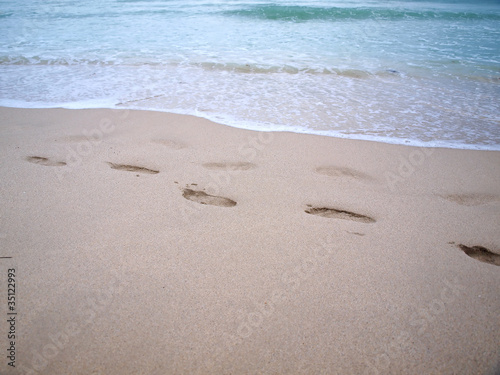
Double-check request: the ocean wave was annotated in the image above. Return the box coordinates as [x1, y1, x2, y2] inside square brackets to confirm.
[0, 56, 118, 66]
[222, 5, 500, 22]
[0, 56, 399, 78]
[192, 62, 383, 77]
[18, 8, 182, 20]
[2, 56, 499, 82]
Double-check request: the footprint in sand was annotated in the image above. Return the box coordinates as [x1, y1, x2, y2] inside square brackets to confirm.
[439, 194, 499, 206]
[315, 166, 374, 181]
[152, 139, 186, 150]
[107, 162, 159, 174]
[182, 188, 236, 207]
[202, 162, 256, 171]
[457, 244, 500, 266]
[26, 156, 66, 167]
[347, 231, 365, 236]
[305, 205, 375, 223]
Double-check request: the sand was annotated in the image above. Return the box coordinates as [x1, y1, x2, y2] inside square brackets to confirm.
[0, 107, 499, 375]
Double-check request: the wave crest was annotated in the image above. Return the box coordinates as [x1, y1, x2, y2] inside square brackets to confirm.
[223, 5, 500, 22]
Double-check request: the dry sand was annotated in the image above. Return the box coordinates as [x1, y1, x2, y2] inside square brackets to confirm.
[0, 107, 499, 375]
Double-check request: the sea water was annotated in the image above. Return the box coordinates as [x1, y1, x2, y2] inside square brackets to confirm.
[0, 0, 499, 149]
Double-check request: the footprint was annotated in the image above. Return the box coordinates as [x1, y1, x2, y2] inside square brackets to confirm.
[202, 162, 256, 171]
[439, 194, 499, 206]
[107, 162, 159, 174]
[457, 244, 500, 266]
[26, 156, 66, 167]
[182, 189, 236, 207]
[315, 166, 373, 180]
[152, 139, 186, 150]
[305, 206, 375, 223]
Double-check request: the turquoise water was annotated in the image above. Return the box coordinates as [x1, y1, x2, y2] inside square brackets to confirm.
[1, 0, 499, 149]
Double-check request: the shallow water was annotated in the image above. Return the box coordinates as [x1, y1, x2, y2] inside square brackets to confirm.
[1, 0, 499, 149]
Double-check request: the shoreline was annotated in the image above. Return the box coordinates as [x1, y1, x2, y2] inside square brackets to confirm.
[1, 104, 499, 151]
[0, 107, 499, 374]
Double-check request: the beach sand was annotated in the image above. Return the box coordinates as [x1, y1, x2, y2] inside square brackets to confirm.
[0, 107, 499, 375]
